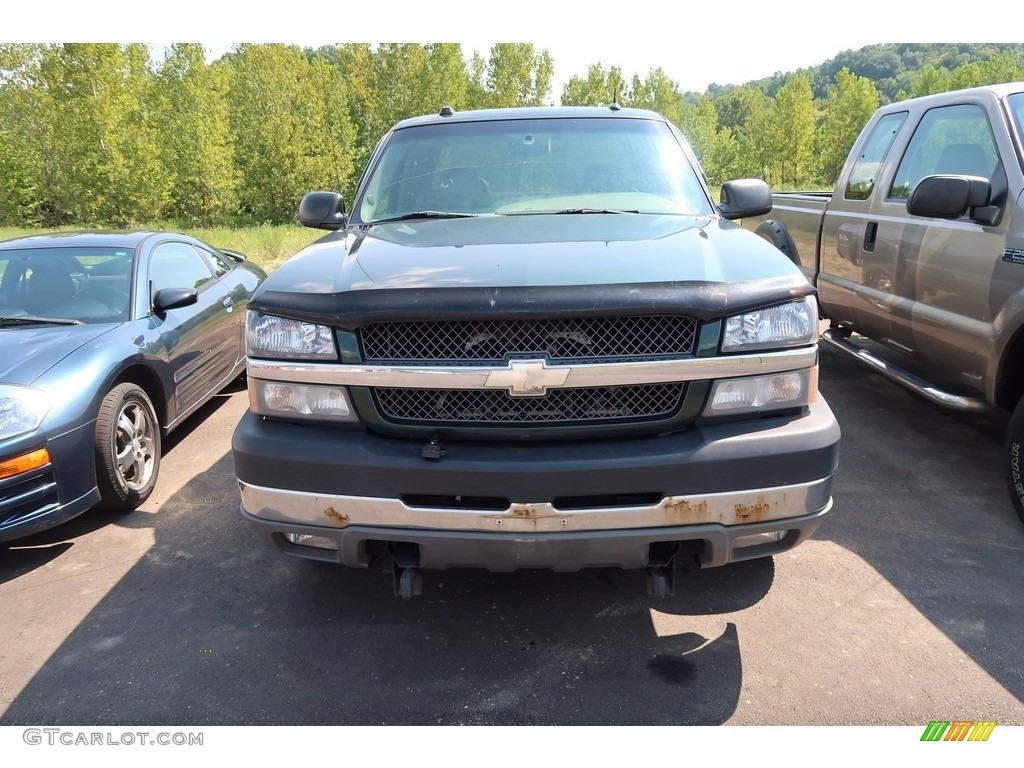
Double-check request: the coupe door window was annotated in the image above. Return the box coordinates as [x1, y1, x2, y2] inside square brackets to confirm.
[150, 243, 215, 294]
[194, 245, 233, 278]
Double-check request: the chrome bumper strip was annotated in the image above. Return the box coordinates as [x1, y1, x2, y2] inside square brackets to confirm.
[239, 477, 833, 534]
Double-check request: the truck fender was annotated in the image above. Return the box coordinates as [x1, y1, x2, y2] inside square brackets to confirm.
[754, 219, 801, 267]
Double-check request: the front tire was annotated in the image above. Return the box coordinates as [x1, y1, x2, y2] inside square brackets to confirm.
[95, 383, 160, 511]
[1004, 398, 1024, 526]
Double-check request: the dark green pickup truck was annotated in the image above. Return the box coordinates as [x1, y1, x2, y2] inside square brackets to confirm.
[746, 82, 1024, 525]
[231, 105, 840, 597]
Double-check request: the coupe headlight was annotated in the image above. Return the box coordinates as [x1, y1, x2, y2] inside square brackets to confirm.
[721, 297, 817, 352]
[246, 312, 337, 360]
[0, 384, 50, 440]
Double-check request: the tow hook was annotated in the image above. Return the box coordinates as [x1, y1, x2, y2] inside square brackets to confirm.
[388, 542, 423, 599]
[421, 438, 446, 461]
[646, 542, 678, 598]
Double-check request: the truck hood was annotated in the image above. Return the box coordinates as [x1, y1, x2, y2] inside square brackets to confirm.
[251, 214, 813, 327]
[0, 323, 116, 385]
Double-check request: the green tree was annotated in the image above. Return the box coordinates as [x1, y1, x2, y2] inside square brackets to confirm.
[771, 74, 817, 187]
[715, 86, 774, 181]
[950, 53, 1024, 90]
[628, 68, 684, 124]
[157, 44, 238, 226]
[910, 65, 953, 97]
[331, 43, 384, 182]
[27, 44, 171, 226]
[481, 43, 554, 107]
[333, 43, 472, 185]
[0, 44, 49, 224]
[227, 44, 356, 223]
[560, 63, 627, 106]
[677, 96, 739, 187]
[815, 68, 879, 186]
[425, 43, 471, 110]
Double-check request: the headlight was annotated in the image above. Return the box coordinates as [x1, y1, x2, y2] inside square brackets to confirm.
[246, 312, 337, 360]
[0, 384, 50, 440]
[704, 368, 816, 417]
[721, 297, 817, 352]
[250, 380, 358, 422]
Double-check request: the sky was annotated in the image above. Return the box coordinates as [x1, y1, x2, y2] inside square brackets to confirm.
[4, 0, 1022, 96]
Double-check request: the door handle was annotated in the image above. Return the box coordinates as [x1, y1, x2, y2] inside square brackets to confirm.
[863, 221, 878, 253]
[222, 297, 234, 313]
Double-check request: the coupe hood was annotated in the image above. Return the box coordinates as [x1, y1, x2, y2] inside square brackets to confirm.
[251, 214, 813, 327]
[0, 323, 117, 385]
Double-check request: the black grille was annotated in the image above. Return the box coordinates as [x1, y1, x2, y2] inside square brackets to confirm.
[374, 384, 685, 425]
[360, 316, 698, 364]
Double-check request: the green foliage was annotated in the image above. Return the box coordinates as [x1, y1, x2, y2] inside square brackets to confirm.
[331, 43, 472, 186]
[629, 69, 685, 125]
[46, 44, 171, 226]
[157, 44, 238, 226]
[1, 44, 172, 227]
[481, 43, 554, 107]
[561, 63, 628, 106]
[1, 42, 1023, 230]
[771, 75, 817, 187]
[765, 43, 1024, 103]
[815, 69, 880, 185]
[226, 44, 356, 224]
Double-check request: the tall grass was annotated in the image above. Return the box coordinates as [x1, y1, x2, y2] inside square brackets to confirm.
[0, 223, 324, 273]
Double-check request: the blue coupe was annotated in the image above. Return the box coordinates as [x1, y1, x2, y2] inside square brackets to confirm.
[0, 231, 266, 543]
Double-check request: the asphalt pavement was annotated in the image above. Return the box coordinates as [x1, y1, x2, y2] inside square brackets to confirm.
[1, 349, 1022, 726]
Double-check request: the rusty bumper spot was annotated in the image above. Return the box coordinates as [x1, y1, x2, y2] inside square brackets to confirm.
[734, 496, 772, 520]
[662, 498, 709, 522]
[323, 506, 350, 525]
[509, 504, 536, 519]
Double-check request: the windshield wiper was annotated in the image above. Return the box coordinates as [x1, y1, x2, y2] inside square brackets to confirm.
[370, 211, 486, 224]
[553, 208, 641, 215]
[0, 315, 84, 327]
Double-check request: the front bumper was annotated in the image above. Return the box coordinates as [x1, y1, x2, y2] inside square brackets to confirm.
[0, 421, 100, 544]
[232, 399, 840, 571]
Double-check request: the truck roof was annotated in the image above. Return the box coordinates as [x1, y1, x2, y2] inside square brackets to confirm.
[392, 105, 667, 130]
[886, 80, 1024, 110]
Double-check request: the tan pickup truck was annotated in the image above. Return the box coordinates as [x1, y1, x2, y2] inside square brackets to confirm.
[745, 82, 1024, 524]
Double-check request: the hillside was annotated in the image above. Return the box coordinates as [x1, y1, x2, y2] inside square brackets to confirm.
[705, 42, 1024, 103]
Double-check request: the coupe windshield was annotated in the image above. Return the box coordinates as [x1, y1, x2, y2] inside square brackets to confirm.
[0, 247, 133, 323]
[356, 116, 713, 223]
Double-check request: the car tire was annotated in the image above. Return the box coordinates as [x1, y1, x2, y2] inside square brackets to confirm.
[94, 383, 161, 511]
[1004, 397, 1024, 526]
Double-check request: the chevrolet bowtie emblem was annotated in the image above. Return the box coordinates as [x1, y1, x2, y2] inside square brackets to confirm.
[485, 360, 570, 396]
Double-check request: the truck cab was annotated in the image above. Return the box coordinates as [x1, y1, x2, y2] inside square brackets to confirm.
[748, 82, 1024, 523]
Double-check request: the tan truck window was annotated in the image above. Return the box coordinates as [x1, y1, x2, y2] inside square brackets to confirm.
[844, 112, 907, 200]
[889, 103, 998, 200]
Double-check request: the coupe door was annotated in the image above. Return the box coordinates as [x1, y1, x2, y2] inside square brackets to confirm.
[148, 241, 240, 419]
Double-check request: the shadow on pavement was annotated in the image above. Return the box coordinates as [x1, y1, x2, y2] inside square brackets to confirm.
[814, 345, 1024, 702]
[1, 439, 774, 725]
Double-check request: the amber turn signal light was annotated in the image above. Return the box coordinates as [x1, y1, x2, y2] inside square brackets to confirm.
[0, 447, 51, 480]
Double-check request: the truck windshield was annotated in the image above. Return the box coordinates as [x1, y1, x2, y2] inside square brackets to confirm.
[355, 116, 713, 223]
